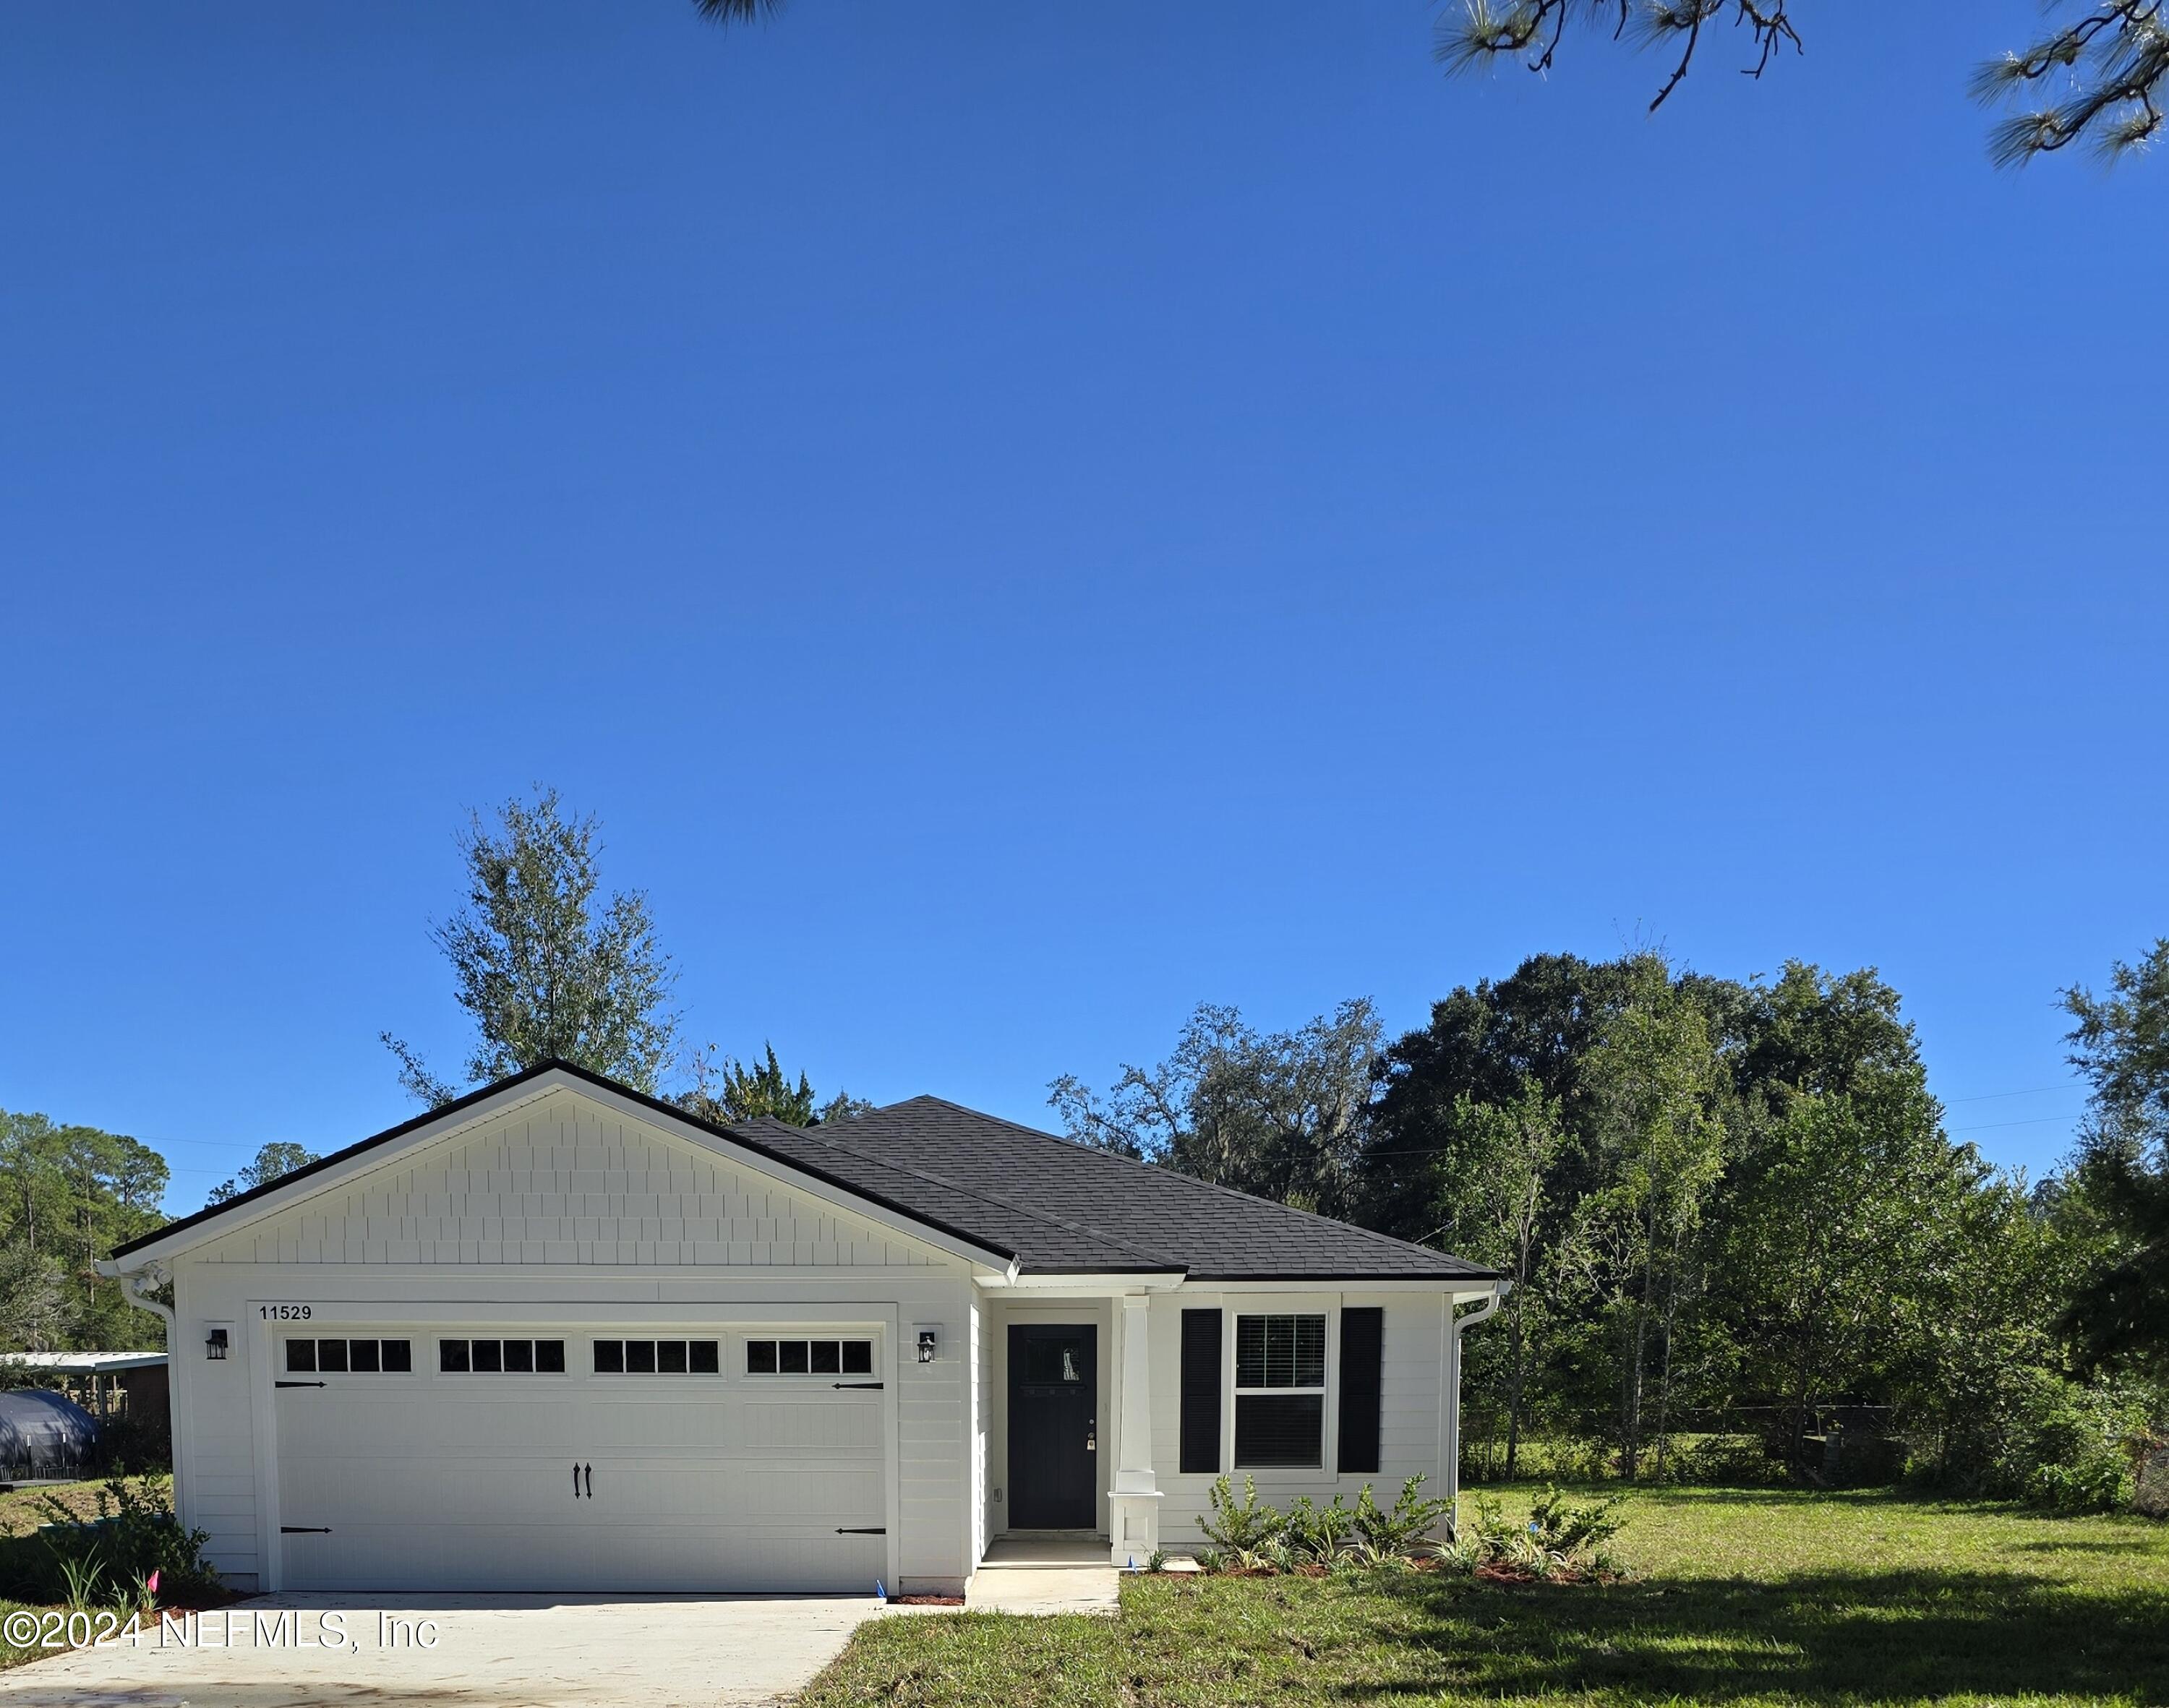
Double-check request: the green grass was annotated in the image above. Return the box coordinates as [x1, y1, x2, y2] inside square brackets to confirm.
[797, 1485, 2169, 1707]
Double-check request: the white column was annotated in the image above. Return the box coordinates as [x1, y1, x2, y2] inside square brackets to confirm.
[1107, 1292, 1162, 1567]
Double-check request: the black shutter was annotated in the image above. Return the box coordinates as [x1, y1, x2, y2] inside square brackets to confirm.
[1179, 1309, 1223, 1475]
[1337, 1307, 1384, 1475]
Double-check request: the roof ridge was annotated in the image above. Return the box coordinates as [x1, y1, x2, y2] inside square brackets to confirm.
[733, 1115, 1184, 1271]
[903, 1094, 1479, 1271]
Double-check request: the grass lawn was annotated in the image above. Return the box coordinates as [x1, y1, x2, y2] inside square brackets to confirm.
[798, 1485, 2169, 1707]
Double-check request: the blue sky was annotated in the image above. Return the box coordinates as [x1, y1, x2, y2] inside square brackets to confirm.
[3, 3, 2161, 1214]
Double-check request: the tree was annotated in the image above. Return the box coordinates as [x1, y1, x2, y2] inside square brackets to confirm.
[0, 1110, 169, 1352]
[1567, 961, 1727, 1478]
[382, 789, 680, 1105]
[0, 1245, 69, 1355]
[2055, 940, 2169, 1378]
[677, 1043, 873, 1127]
[1440, 1, 2165, 163]
[696, 0, 2165, 166]
[208, 1141, 325, 1207]
[1714, 1081, 1950, 1474]
[1049, 1000, 1382, 1216]
[1362, 952, 1648, 1245]
[1429, 1082, 1567, 1477]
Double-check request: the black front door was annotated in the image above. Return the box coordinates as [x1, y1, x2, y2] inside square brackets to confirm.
[1007, 1323, 1097, 1530]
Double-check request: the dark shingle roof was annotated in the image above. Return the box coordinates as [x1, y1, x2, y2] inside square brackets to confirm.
[732, 1095, 1495, 1282]
[113, 1061, 1495, 1283]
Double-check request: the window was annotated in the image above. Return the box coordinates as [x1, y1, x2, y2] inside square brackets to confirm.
[745, 1338, 874, 1376]
[287, 1339, 411, 1375]
[1233, 1314, 1326, 1467]
[439, 1338, 565, 1374]
[593, 1339, 722, 1376]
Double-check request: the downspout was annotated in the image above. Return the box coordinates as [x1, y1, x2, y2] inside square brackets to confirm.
[102, 1260, 183, 1516]
[1446, 1280, 1511, 1536]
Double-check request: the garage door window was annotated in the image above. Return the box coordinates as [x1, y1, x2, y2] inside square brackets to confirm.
[1233, 1314, 1326, 1468]
[592, 1338, 722, 1376]
[287, 1338, 411, 1375]
[745, 1338, 875, 1376]
[438, 1338, 567, 1374]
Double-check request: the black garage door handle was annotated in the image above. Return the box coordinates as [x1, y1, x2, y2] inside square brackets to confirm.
[281, 1526, 331, 1534]
[835, 1527, 886, 1535]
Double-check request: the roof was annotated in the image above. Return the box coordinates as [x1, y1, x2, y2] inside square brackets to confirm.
[0, 1352, 167, 1371]
[733, 1096, 1492, 1282]
[114, 1061, 1496, 1284]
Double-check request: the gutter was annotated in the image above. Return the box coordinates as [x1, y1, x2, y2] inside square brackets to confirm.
[98, 1258, 184, 1518]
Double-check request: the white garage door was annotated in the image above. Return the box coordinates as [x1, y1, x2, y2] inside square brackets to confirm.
[273, 1327, 888, 1593]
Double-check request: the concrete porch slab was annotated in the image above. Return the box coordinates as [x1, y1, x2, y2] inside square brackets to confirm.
[966, 1537, 1120, 1614]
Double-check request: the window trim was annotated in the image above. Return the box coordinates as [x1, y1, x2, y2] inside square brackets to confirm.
[435, 1336, 569, 1376]
[743, 1336, 876, 1378]
[1226, 1303, 1336, 1474]
[285, 1336, 414, 1377]
[590, 1337, 724, 1377]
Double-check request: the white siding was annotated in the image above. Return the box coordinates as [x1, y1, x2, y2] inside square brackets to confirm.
[192, 1090, 941, 1269]
[165, 1085, 978, 1594]
[1147, 1290, 1450, 1551]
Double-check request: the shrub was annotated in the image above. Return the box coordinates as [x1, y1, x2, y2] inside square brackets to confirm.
[1354, 1475, 1453, 1553]
[1280, 1495, 1357, 1563]
[1528, 1483, 1625, 1553]
[4, 1475, 220, 1606]
[1455, 1485, 1627, 1582]
[1199, 1476, 1285, 1553]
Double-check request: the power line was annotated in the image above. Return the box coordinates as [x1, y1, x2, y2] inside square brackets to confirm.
[1941, 1083, 2082, 1104]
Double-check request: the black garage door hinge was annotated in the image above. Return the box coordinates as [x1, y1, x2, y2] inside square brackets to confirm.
[281, 1526, 332, 1534]
[835, 1527, 886, 1535]
[275, 1380, 326, 1389]
[832, 1381, 884, 1389]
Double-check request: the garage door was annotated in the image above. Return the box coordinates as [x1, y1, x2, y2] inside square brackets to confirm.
[273, 1327, 888, 1593]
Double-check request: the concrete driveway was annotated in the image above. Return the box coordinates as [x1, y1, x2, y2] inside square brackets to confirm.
[0, 1592, 886, 1707]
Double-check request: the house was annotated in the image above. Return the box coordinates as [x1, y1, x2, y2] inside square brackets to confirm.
[98, 1060, 1501, 1595]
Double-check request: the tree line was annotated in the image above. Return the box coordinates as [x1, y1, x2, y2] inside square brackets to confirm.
[13, 785, 2162, 1521]
[0, 1112, 168, 1352]
[1053, 948, 2169, 1507]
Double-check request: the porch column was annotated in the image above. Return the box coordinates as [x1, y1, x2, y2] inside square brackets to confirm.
[1108, 1292, 1162, 1567]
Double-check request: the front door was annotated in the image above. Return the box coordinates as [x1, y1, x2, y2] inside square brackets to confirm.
[1007, 1323, 1097, 1530]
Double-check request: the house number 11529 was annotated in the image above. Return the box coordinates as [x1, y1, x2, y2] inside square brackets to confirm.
[259, 1305, 312, 1320]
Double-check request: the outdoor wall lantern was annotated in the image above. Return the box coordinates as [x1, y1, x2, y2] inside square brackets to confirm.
[916, 1329, 938, 1364]
[205, 1327, 229, 1361]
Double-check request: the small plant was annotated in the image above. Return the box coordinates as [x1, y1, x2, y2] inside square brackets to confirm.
[1281, 1495, 1357, 1563]
[1453, 1485, 1628, 1582]
[1355, 1475, 1454, 1553]
[1200, 1475, 1286, 1553]
[1431, 1534, 1485, 1575]
[1193, 1548, 1225, 1573]
[1528, 1484, 1625, 1553]
[32, 1472, 219, 1606]
[1145, 1548, 1169, 1573]
[57, 1555, 107, 1611]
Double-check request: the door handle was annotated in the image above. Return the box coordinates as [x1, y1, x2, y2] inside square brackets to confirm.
[573, 1463, 582, 1499]
[583, 1462, 594, 1499]
[1086, 1419, 1097, 1452]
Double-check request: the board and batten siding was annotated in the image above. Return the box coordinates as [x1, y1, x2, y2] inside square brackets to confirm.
[1145, 1290, 1450, 1550]
[167, 1088, 975, 1592]
[191, 1091, 943, 1269]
